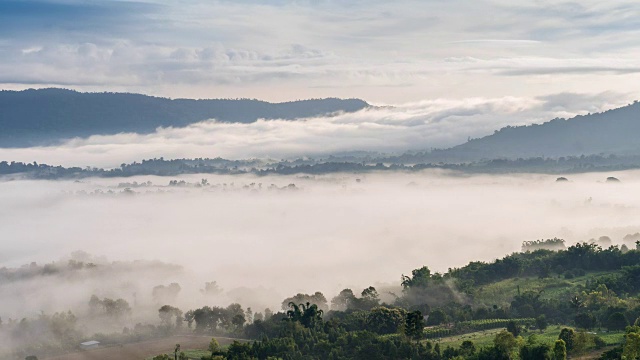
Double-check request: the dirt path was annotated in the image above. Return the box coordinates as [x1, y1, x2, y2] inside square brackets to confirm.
[44, 335, 245, 360]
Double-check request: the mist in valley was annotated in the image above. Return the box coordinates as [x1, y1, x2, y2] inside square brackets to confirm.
[2, 171, 640, 329]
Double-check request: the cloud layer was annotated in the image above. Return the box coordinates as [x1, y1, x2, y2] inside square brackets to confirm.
[1, 1, 640, 101]
[0, 92, 632, 167]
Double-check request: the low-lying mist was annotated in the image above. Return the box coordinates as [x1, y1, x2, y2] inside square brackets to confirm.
[0, 92, 631, 168]
[2, 169, 640, 326]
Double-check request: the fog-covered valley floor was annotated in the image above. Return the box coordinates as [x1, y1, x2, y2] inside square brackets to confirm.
[2, 170, 640, 323]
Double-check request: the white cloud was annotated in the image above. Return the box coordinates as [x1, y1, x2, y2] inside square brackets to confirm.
[0, 92, 632, 168]
[2, 1, 640, 102]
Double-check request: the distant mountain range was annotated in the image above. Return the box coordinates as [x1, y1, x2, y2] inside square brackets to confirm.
[389, 100, 640, 163]
[0, 88, 369, 147]
[2, 88, 640, 162]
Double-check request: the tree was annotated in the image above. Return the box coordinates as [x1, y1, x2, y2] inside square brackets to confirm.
[506, 320, 521, 337]
[460, 340, 476, 356]
[366, 306, 406, 334]
[264, 308, 273, 321]
[521, 343, 551, 360]
[200, 281, 223, 296]
[535, 315, 548, 332]
[209, 338, 222, 357]
[494, 330, 519, 359]
[404, 310, 424, 341]
[553, 340, 566, 360]
[153, 283, 181, 304]
[572, 331, 592, 355]
[606, 312, 629, 331]
[232, 314, 246, 329]
[184, 310, 194, 329]
[401, 266, 431, 289]
[281, 292, 328, 312]
[574, 312, 595, 330]
[426, 309, 447, 326]
[558, 328, 575, 352]
[286, 302, 323, 328]
[245, 307, 253, 324]
[158, 305, 182, 328]
[623, 331, 640, 360]
[331, 289, 356, 311]
[360, 286, 380, 310]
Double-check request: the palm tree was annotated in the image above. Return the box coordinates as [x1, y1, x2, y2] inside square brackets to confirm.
[286, 302, 303, 322]
[287, 302, 323, 328]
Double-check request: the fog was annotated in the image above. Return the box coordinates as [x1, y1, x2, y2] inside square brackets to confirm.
[0, 92, 632, 168]
[2, 169, 640, 325]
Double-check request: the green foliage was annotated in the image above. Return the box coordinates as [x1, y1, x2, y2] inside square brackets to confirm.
[558, 328, 575, 352]
[286, 302, 323, 329]
[552, 339, 566, 360]
[426, 309, 447, 326]
[574, 312, 596, 330]
[536, 315, 548, 331]
[607, 312, 629, 331]
[401, 266, 431, 289]
[209, 337, 222, 357]
[506, 320, 521, 337]
[623, 331, 640, 360]
[423, 318, 534, 339]
[520, 342, 552, 360]
[281, 292, 328, 313]
[404, 310, 424, 340]
[493, 330, 520, 359]
[366, 307, 406, 335]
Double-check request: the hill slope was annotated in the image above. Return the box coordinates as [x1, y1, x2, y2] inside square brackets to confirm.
[0, 88, 369, 147]
[439, 101, 640, 161]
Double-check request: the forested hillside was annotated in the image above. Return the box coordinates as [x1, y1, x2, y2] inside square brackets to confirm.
[0, 89, 369, 147]
[8, 241, 640, 360]
[426, 101, 640, 162]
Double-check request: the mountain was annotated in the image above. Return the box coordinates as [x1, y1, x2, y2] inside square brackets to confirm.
[0, 88, 369, 147]
[390, 100, 640, 163]
[453, 101, 640, 160]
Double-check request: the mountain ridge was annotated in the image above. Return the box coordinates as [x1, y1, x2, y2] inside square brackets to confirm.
[385, 100, 640, 164]
[0, 88, 369, 147]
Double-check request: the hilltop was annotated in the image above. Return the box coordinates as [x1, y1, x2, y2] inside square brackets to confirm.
[0, 88, 369, 147]
[411, 100, 640, 162]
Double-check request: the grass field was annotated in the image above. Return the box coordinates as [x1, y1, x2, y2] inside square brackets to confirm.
[471, 272, 609, 306]
[434, 325, 625, 350]
[145, 348, 212, 360]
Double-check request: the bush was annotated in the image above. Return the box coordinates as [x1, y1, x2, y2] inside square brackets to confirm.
[593, 335, 607, 349]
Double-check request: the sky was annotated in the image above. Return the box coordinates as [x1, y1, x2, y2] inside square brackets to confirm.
[1, 0, 640, 103]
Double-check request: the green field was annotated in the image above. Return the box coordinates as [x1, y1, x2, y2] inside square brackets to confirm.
[471, 272, 609, 306]
[146, 348, 215, 360]
[434, 325, 625, 350]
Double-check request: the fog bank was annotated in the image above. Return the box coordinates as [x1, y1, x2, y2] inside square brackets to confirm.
[2, 170, 640, 318]
[0, 92, 631, 168]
